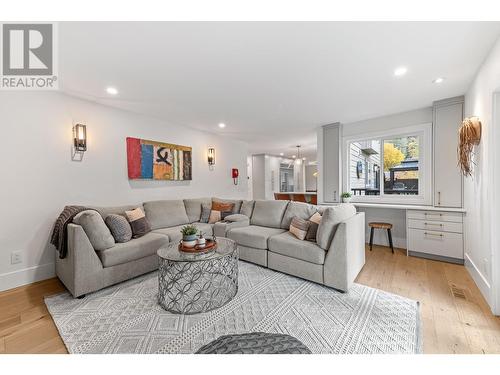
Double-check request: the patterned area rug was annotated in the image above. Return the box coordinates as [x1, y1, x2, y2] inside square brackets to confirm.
[45, 261, 421, 354]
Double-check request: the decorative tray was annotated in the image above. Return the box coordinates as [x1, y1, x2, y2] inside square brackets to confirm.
[178, 239, 217, 254]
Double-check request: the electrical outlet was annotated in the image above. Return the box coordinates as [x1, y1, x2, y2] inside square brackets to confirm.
[11, 251, 22, 265]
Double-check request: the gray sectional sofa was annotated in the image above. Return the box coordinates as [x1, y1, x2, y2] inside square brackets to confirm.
[56, 198, 366, 298]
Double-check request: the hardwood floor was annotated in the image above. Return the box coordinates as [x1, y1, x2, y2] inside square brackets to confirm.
[1, 244, 499, 354]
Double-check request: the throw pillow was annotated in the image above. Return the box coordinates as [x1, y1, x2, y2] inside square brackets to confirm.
[289, 216, 310, 241]
[208, 201, 235, 223]
[125, 207, 151, 238]
[105, 214, 132, 243]
[73, 210, 115, 251]
[200, 204, 211, 223]
[305, 212, 322, 242]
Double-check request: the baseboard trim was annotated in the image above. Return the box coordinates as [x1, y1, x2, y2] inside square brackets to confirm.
[464, 252, 492, 307]
[0, 262, 55, 292]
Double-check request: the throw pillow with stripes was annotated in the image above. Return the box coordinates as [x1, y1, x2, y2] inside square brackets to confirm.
[289, 216, 310, 241]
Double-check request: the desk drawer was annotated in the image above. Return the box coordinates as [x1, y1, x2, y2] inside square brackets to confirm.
[407, 219, 462, 233]
[407, 210, 463, 223]
[408, 228, 463, 259]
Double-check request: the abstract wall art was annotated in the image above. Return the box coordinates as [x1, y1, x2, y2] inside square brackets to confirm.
[126, 137, 192, 180]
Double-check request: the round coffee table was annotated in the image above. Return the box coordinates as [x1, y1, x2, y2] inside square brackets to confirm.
[157, 237, 238, 314]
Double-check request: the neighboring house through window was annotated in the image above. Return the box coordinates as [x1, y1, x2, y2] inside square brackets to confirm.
[343, 124, 432, 205]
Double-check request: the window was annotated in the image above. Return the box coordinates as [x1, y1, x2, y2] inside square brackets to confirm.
[343, 124, 432, 205]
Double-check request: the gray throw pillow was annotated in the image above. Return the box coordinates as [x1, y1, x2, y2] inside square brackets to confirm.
[200, 204, 211, 223]
[105, 214, 132, 243]
[305, 222, 319, 242]
[73, 210, 115, 251]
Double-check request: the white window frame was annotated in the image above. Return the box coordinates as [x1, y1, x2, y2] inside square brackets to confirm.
[342, 123, 432, 205]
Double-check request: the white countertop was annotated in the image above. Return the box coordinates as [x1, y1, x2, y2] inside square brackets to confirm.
[321, 202, 466, 213]
[284, 192, 317, 195]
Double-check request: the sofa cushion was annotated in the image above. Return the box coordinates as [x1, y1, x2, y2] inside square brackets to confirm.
[105, 214, 132, 243]
[317, 204, 356, 250]
[212, 198, 242, 214]
[184, 198, 212, 223]
[152, 223, 213, 243]
[73, 210, 115, 251]
[268, 232, 326, 265]
[90, 205, 140, 219]
[96, 232, 169, 267]
[240, 200, 255, 217]
[280, 201, 316, 229]
[227, 225, 286, 249]
[143, 200, 190, 230]
[250, 200, 289, 229]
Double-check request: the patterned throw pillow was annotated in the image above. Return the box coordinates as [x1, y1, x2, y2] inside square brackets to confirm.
[305, 212, 322, 242]
[125, 207, 151, 238]
[105, 214, 132, 243]
[208, 201, 235, 223]
[289, 216, 310, 241]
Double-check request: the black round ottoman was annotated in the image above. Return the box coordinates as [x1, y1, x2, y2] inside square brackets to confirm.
[195, 332, 311, 354]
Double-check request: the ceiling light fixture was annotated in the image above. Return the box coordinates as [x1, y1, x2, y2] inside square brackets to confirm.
[433, 77, 445, 84]
[279, 152, 284, 156]
[106, 87, 118, 95]
[218, 123, 226, 129]
[394, 66, 408, 77]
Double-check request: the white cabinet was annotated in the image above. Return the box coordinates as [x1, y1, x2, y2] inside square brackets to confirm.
[406, 209, 464, 264]
[433, 97, 464, 208]
[321, 123, 342, 203]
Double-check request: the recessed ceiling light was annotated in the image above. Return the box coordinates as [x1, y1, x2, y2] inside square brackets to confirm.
[433, 77, 445, 84]
[292, 155, 296, 159]
[218, 123, 226, 129]
[279, 152, 284, 156]
[394, 66, 408, 77]
[106, 87, 118, 95]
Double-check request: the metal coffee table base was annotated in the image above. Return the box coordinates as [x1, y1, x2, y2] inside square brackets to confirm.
[158, 248, 238, 314]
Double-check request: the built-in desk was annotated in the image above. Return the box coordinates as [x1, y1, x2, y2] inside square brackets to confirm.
[322, 202, 466, 264]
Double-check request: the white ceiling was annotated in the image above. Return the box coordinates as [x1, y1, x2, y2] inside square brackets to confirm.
[59, 22, 500, 161]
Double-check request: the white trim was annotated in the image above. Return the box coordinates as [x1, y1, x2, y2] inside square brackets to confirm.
[342, 123, 433, 205]
[0, 262, 55, 292]
[491, 92, 500, 315]
[465, 253, 492, 309]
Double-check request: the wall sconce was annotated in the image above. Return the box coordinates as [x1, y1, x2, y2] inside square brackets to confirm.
[73, 124, 87, 152]
[207, 147, 216, 169]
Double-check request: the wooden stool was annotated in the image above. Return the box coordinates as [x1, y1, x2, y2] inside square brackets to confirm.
[368, 222, 394, 253]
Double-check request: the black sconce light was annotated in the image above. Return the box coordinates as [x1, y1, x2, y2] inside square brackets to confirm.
[208, 147, 216, 167]
[73, 124, 87, 152]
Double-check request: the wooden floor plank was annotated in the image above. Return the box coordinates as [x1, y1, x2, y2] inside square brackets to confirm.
[0, 244, 498, 354]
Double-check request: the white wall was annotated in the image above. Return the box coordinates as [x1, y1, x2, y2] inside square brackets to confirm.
[305, 165, 317, 191]
[464, 36, 500, 312]
[0, 91, 248, 291]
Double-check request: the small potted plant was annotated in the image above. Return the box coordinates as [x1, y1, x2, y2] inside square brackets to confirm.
[180, 225, 198, 248]
[341, 192, 352, 203]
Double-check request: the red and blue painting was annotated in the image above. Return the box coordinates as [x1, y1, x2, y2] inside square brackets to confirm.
[126, 137, 192, 180]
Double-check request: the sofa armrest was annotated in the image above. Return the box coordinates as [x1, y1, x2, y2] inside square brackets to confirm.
[323, 212, 365, 292]
[55, 223, 105, 297]
[213, 218, 250, 238]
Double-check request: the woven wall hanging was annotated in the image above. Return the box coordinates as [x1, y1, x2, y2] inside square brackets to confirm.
[457, 117, 481, 177]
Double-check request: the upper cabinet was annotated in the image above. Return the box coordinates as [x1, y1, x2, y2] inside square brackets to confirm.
[433, 97, 464, 208]
[321, 123, 342, 203]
